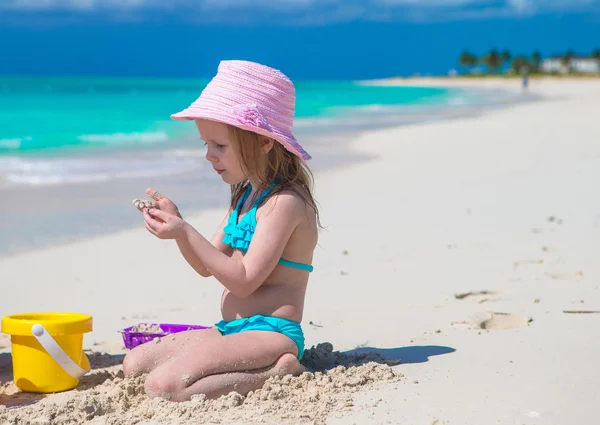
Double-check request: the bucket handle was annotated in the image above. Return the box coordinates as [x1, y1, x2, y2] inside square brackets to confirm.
[32, 324, 90, 379]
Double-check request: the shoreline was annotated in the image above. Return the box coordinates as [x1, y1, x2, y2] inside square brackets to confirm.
[361, 74, 600, 84]
[359, 74, 600, 97]
[1, 82, 533, 259]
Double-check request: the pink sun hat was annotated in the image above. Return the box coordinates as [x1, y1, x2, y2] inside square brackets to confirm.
[171, 60, 311, 161]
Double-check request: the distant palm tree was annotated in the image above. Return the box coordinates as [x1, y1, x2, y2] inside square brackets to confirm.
[511, 56, 531, 73]
[531, 51, 542, 72]
[501, 50, 512, 69]
[592, 49, 600, 60]
[480, 49, 503, 73]
[459, 50, 478, 71]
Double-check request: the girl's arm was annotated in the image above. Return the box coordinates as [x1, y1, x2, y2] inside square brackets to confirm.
[145, 193, 303, 298]
[175, 212, 233, 278]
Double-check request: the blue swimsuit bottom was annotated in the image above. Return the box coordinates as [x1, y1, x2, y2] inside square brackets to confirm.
[214, 315, 305, 360]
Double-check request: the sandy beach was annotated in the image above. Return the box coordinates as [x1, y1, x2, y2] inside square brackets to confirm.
[2, 77, 600, 424]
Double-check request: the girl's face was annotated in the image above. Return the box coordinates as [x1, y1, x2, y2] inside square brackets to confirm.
[195, 119, 246, 185]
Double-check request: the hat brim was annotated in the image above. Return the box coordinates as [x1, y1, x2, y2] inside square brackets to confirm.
[171, 109, 311, 161]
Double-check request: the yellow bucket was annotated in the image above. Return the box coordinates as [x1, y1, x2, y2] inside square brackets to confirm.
[1, 312, 93, 393]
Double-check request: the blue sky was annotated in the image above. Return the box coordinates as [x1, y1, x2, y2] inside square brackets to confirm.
[1, 0, 599, 79]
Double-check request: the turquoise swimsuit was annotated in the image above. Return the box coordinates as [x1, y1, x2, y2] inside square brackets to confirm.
[222, 183, 314, 272]
[216, 182, 310, 360]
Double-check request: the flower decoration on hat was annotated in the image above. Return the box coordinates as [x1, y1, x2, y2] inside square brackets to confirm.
[232, 103, 270, 130]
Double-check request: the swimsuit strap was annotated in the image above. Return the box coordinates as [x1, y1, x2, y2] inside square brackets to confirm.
[278, 258, 314, 272]
[234, 185, 252, 214]
[233, 182, 274, 225]
[237, 185, 252, 210]
[232, 185, 252, 226]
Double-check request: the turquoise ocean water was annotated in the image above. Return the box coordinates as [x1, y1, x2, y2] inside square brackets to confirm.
[1, 76, 527, 256]
[0, 76, 479, 187]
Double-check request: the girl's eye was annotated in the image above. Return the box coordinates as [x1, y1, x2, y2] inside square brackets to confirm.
[216, 144, 225, 149]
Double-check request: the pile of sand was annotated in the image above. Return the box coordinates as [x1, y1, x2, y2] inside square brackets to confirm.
[0, 343, 402, 425]
[128, 324, 163, 334]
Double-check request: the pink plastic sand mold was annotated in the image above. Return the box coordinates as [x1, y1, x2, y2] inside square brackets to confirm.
[121, 323, 212, 349]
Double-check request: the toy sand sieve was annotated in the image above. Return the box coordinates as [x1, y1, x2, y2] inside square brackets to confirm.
[120, 323, 212, 349]
[1, 312, 93, 393]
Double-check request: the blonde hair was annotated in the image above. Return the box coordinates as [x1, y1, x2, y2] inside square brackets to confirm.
[227, 125, 320, 225]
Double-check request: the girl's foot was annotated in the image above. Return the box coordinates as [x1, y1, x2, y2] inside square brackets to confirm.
[273, 352, 306, 376]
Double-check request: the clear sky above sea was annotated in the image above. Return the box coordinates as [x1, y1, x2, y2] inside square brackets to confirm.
[1, 1, 599, 80]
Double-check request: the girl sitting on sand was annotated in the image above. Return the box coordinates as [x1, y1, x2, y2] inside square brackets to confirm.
[123, 60, 318, 402]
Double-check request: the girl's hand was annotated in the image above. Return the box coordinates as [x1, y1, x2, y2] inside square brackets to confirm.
[133, 188, 182, 218]
[144, 207, 188, 240]
[146, 188, 182, 218]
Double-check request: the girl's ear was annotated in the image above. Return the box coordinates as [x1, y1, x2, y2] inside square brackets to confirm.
[261, 138, 275, 154]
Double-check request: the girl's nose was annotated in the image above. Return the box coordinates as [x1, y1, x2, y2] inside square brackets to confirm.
[205, 146, 217, 163]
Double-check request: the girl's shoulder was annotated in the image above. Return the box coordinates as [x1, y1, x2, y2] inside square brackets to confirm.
[259, 187, 315, 221]
[264, 187, 306, 209]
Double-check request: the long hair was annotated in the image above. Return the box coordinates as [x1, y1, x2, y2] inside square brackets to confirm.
[227, 125, 320, 226]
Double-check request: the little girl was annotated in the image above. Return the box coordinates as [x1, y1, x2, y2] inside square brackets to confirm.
[123, 60, 319, 402]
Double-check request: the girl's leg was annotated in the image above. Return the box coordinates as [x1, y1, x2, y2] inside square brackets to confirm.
[166, 353, 305, 401]
[122, 328, 222, 377]
[143, 330, 301, 400]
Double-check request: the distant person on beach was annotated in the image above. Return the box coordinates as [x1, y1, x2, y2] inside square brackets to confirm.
[124, 61, 319, 401]
[521, 67, 529, 92]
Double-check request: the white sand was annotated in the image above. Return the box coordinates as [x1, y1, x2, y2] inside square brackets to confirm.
[2, 78, 600, 424]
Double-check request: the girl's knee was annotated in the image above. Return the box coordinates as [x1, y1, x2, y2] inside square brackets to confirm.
[123, 346, 153, 377]
[122, 351, 140, 377]
[144, 371, 188, 401]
